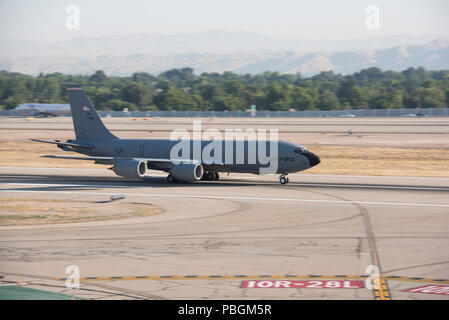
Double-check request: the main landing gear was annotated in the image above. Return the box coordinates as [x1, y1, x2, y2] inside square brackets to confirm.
[201, 171, 219, 181]
[279, 173, 289, 184]
[167, 171, 219, 183]
[167, 174, 176, 183]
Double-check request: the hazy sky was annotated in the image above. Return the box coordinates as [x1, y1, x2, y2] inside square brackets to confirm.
[1, 0, 448, 41]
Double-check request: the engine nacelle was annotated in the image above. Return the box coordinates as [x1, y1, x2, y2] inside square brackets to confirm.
[170, 163, 204, 182]
[113, 159, 147, 178]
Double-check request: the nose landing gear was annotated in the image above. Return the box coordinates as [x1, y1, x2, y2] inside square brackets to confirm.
[279, 173, 289, 184]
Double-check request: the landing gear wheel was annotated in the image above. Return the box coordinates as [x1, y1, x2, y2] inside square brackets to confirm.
[279, 173, 289, 184]
[167, 174, 175, 183]
[214, 172, 219, 181]
[202, 171, 217, 181]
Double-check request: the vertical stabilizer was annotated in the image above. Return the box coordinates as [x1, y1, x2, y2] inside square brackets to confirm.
[67, 88, 117, 140]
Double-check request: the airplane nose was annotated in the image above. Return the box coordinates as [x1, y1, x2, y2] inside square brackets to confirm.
[304, 152, 321, 167]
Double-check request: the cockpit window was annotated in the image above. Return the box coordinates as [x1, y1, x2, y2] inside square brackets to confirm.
[294, 146, 309, 153]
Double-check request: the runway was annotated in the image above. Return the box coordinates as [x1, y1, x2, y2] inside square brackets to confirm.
[1, 166, 448, 300]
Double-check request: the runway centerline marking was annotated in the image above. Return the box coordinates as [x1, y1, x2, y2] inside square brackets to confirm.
[1, 188, 449, 208]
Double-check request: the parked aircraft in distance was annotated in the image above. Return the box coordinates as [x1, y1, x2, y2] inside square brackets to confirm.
[14, 103, 70, 117]
[32, 88, 320, 184]
[338, 113, 356, 118]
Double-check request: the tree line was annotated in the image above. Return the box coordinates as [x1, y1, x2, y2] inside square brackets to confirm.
[0, 67, 448, 111]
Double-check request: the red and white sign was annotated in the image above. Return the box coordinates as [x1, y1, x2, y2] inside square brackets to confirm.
[402, 285, 449, 296]
[242, 280, 364, 289]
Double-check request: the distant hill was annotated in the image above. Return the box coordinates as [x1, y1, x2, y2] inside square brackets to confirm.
[0, 31, 448, 76]
[235, 39, 449, 75]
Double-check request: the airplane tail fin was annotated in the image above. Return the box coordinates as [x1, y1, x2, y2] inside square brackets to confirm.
[67, 88, 117, 140]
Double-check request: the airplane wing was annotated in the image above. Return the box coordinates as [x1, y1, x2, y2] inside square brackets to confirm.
[31, 139, 93, 149]
[138, 158, 200, 164]
[41, 155, 114, 160]
[40, 155, 200, 164]
[40, 154, 226, 170]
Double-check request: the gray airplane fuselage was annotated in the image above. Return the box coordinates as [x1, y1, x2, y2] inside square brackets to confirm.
[37, 88, 321, 183]
[74, 138, 320, 174]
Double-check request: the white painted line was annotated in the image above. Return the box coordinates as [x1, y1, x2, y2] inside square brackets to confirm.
[289, 183, 449, 191]
[1, 180, 446, 191]
[161, 172, 449, 182]
[1, 166, 448, 180]
[217, 177, 449, 190]
[155, 176, 447, 191]
[1, 189, 449, 208]
[1, 182, 151, 189]
[227, 180, 448, 191]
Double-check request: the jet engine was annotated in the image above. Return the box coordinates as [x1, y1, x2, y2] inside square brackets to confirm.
[170, 163, 204, 182]
[113, 159, 147, 178]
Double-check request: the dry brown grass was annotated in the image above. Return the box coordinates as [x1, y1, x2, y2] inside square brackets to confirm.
[0, 141, 100, 168]
[1, 141, 448, 177]
[306, 146, 449, 177]
[0, 198, 162, 226]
